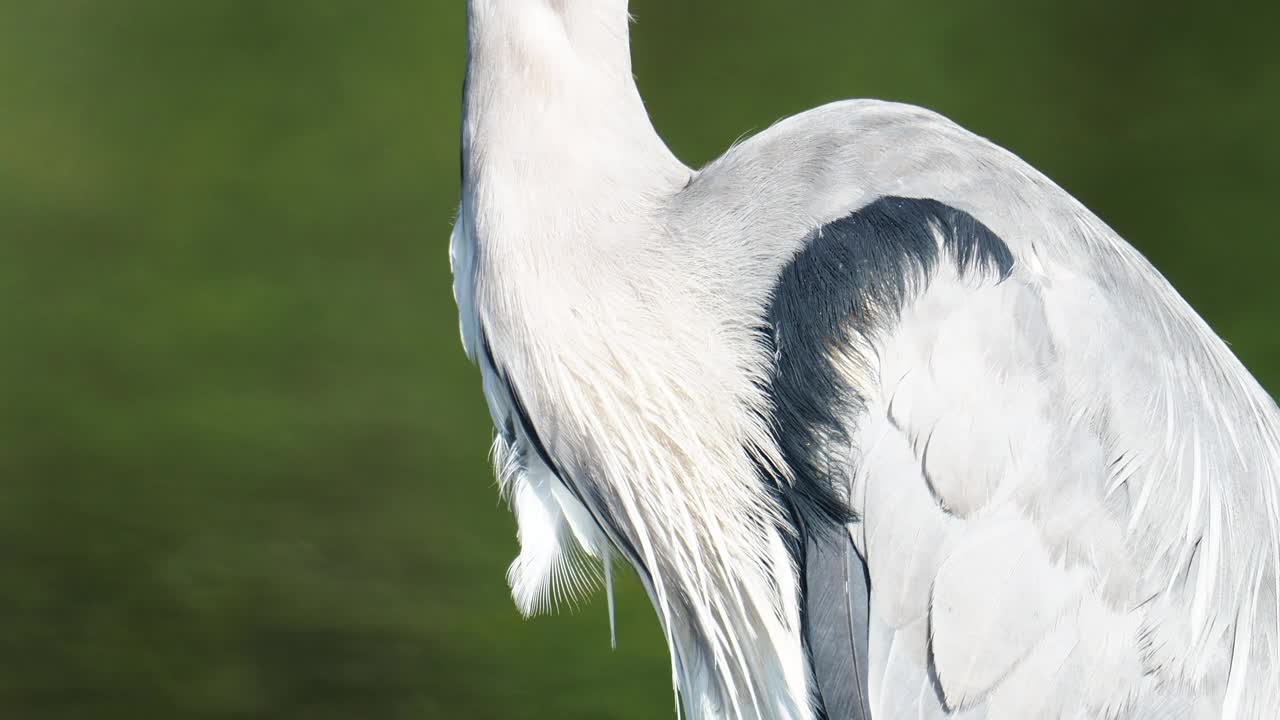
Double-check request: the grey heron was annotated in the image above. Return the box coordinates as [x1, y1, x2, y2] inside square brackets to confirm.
[450, 1, 1280, 717]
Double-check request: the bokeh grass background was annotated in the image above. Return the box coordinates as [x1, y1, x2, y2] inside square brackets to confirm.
[2, 1, 1277, 718]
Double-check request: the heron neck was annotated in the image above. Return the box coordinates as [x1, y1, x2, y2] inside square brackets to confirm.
[461, 0, 686, 217]
[467, 0, 635, 75]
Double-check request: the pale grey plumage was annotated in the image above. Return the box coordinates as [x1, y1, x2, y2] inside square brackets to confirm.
[451, 2, 1280, 718]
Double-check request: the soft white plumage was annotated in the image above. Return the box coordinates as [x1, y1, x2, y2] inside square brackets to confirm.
[451, 2, 1280, 718]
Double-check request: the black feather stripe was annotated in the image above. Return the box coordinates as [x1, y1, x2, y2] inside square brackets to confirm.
[761, 196, 1014, 529]
[761, 196, 1013, 719]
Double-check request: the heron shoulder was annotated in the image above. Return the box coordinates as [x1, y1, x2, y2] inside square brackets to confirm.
[690, 102, 1280, 716]
[670, 98, 1089, 265]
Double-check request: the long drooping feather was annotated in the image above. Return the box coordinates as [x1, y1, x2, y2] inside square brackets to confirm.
[803, 524, 871, 719]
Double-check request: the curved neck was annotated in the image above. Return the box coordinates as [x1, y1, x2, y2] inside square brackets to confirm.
[467, 0, 634, 77]
[462, 0, 685, 208]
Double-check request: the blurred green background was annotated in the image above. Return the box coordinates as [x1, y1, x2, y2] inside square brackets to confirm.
[2, 1, 1276, 718]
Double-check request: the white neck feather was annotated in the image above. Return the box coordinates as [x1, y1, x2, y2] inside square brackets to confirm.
[468, 0, 635, 76]
[462, 0, 686, 242]
[457, 4, 817, 718]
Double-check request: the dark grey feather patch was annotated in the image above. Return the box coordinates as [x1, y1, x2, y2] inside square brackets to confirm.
[760, 196, 1013, 719]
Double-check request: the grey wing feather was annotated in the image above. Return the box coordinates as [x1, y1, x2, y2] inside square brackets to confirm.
[804, 523, 871, 720]
[675, 99, 1280, 717]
